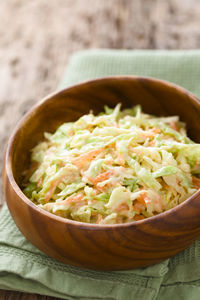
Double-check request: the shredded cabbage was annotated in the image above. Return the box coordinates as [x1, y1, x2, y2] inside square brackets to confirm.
[23, 104, 200, 224]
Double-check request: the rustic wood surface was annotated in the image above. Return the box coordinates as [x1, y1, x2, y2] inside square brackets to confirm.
[1, 0, 200, 299]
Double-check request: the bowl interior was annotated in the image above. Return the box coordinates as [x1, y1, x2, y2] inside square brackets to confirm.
[10, 77, 200, 187]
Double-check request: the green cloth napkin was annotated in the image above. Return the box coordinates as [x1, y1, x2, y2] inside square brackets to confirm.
[1, 49, 200, 300]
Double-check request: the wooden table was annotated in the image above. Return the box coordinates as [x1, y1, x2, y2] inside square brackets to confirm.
[1, 0, 200, 298]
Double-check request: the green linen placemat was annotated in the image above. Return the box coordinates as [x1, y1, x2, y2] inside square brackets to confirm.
[1, 49, 200, 300]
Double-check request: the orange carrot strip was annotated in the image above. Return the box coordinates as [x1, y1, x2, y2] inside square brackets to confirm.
[115, 203, 129, 212]
[134, 215, 145, 221]
[92, 171, 113, 185]
[45, 179, 60, 203]
[144, 197, 151, 205]
[141, 128, 161, 138]
[132, 200, 145, 213]
[195, 163, 200, 168]
[56, 193, 83, 206]
[192, 176, 200, 189]
[37, 176, 43, 188]
[72, 148, 104, 169]
[96, 214, 103, 224]
[170, 121, 179, 132]
[137, 193, 146, 205]
[116, 151, 125, 165]
[149, 140, 155, 147]
[152, 128, 161, 134]
[44, 170, 72, 203]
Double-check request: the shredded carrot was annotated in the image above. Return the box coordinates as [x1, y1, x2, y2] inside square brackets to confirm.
[90, 171, 113, 185]
[144, 196, 151, 205]
[116, 216, 124, 223]
[141, 128, 161, 138]
[116, 151, 125, 165]
[115, 203, 129, 212]
[132, 200, 145, 213]
[149, 140, 155, 146]
[170, 121, 179, 132]
[195, 162, 200, 168]
[152, 128, 161, 134]
[45, 179, 60, 203]
[90, 199, 97, 204]
[96, 214, 103, 224]
[37, 176, 43, 188]
[96, 184, 111, 193]
[104, 160, 112, 165]
[72, 148, 104, 169]
[56, 193, 83, 205]
[192, 176, 200, 189]
[44, 172, 70, 203]
[137, 193, 146, 205]
[134, 214, 145, 221]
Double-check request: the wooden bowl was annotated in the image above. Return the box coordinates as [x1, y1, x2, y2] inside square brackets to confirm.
[3, 76, 200, 271]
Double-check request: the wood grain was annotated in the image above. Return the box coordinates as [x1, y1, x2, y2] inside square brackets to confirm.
[3, 77, 200, 272]
[1, 0, 200, 298]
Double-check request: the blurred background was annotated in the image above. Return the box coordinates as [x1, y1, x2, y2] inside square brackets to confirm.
[1, 0, 200, 190]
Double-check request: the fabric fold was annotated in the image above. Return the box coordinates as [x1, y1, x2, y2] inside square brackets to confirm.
[0, 206, 165, 299]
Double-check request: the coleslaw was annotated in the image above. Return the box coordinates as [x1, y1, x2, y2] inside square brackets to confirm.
[23, 104, 200, 224]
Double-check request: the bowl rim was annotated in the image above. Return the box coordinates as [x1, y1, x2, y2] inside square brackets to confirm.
[4, 75, 200, 230]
